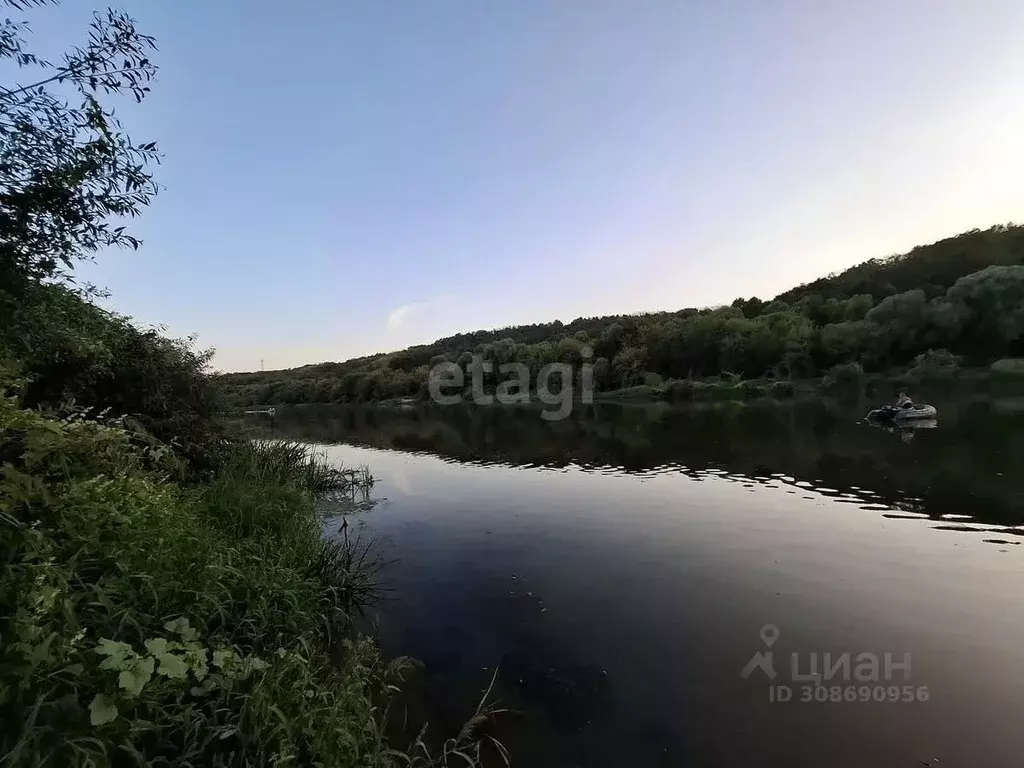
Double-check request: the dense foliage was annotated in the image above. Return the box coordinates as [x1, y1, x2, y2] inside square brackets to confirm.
[3, 280, 224, 471]
[0, 0, 213, 471]
[0, 0, 158, 330]
[217, 224, 1024, 407]
[0, 393, 406, 765]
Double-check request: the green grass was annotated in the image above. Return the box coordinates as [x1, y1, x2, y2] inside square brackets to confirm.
[0, 381, 498, 766]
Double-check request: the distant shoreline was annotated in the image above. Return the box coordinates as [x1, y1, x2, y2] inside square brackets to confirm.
[228, 366, 1024, 413]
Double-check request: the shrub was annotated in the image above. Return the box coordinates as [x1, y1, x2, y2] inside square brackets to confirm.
[908, 349, 960, 380]
[1, 283, 224, 475]
[0, 381, 422, 766]
[642, 371, 664, 387]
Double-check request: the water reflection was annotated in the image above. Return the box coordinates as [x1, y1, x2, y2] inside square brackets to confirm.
[252, 400, 1024, 767]
[260, 399, 1024, 537]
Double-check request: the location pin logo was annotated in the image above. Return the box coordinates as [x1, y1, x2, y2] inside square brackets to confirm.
[741, 623, 781, 680]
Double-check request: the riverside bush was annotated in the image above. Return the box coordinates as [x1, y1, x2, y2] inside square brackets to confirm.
[908, 349, 961, 380]
[0, 378, 418, 766]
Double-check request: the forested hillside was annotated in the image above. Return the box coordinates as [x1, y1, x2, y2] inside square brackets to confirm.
[216, 224, 1024, 406]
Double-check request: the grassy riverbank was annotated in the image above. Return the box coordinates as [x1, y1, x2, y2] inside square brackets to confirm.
[0, 339, 501, 765]
[1, 379, 510, 765]
[1, 378, 396, 763]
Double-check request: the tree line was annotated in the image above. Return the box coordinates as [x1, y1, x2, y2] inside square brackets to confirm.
[216, 224, 1024, 407]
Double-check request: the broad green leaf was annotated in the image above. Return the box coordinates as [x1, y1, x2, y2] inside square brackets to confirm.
[163, 618, 187, 635]
[156, 652, 188, 679]
[118, 656, 154, 697]
[97, 638, 132, 657]
[144, 637, 168, 656]
[211, 649, 236, 669]
[89, 694, 118, 726]
[163, 617, 198, 642]
[96, 639, 133, 670]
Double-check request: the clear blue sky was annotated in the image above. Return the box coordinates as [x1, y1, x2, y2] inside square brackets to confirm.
[26, 1, 1024, 371]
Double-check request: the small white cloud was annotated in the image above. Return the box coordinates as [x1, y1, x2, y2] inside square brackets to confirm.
[386, 303, 418, 331]
[386, 295, 454, 331]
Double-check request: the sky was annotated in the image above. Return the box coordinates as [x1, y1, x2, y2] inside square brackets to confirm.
[20, 0, 1024, 371]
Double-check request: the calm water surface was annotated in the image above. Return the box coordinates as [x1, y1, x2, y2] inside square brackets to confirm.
[263, 400, 1024, 767]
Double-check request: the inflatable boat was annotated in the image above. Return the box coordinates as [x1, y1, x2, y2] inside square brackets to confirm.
[866, 403, 937, 422]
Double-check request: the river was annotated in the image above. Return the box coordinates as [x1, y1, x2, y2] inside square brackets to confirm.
[257, 397, 1024, 767]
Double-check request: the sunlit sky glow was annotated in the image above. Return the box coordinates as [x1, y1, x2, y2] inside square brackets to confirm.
[25, 1, 1024, 371]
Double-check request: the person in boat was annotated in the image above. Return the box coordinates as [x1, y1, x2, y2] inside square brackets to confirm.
[895, 390, 914, 409]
